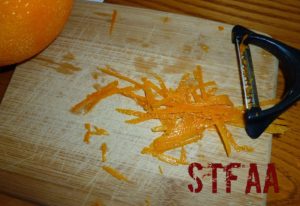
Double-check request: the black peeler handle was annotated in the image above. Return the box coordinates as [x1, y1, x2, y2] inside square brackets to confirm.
[232, 25, 300, 138]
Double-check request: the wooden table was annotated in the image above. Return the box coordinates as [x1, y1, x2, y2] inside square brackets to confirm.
[0, 0, 299, 205]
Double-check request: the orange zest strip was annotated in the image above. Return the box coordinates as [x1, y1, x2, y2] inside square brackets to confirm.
[85, 123, 91, 130]
[190, 87, 201, 102]
[141, 146, 188, 166]
[84, 123, 92, 144]
[151, 73, 168, 96]
[102, 166, 129, 182]
[116, 108, 145, 116]
[215, 121, 232, 156]
[83, 123, 108, 144]
[151, 133, 203, 154]
[176, 73, 190, 91]
[143, 77, 165, 98]
[156, 152, 189, 166]
[99, 66, 143, 88]
[158, 165, 163, 175]
[216, 121, 253, 154]
[193, 65, 207, 99]
[93, 126, 109, 135]
[218, 26, 224, 31]
[151, 125, 167, 132]
[265, 120, 288, 134]
[71, 80, 135, 114]
[84, 132, 91, 144]
[180, 146, 187, 163]
[109, 10, 117, 36]
[125, 117, 154, 124]
[100, 143, 108, 162]
[142, 78, 155, 111]
[71, 81, 119, 114]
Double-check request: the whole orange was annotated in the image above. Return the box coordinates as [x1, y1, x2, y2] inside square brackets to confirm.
[0, 0, 74, 66]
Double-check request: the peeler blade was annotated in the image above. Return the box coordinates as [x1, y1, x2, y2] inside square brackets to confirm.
[232, 25, 300, 138]
[235, 37, 260, 109]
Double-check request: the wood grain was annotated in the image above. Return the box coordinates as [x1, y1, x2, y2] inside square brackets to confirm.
[0, 0, 299, 205]
[0, 66, 14, 103]
[0, 0, 279, 205]
[106, 0, 300, 49]
[0, 193, 36, 206]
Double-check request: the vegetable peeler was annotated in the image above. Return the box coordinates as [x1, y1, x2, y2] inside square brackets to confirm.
[232, 25, 300, 139]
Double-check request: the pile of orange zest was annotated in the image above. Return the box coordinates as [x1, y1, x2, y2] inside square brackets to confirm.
[101, 143, 108, 162]
[72, 65, 288, 164]
[83, 123, 108, 144]
[102, 166, 129, 182]
[97, 65, 251, 159]
[112, 66, 252, 158]
[109, 10, 117, 36]
[158, 165, 163, 175]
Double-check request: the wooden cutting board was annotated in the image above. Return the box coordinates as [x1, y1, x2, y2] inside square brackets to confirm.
[0, 0, 278, 205]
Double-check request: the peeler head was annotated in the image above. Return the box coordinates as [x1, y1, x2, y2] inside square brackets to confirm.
[232, 25, 300, 139]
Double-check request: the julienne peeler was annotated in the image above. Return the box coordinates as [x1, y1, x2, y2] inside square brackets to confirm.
[232, 25, 300, 139]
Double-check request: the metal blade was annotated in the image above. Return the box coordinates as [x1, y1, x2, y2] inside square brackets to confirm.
[235, 39, 260, 109]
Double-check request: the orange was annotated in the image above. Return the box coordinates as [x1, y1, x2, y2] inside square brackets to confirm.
[0, 0, 74, 66]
